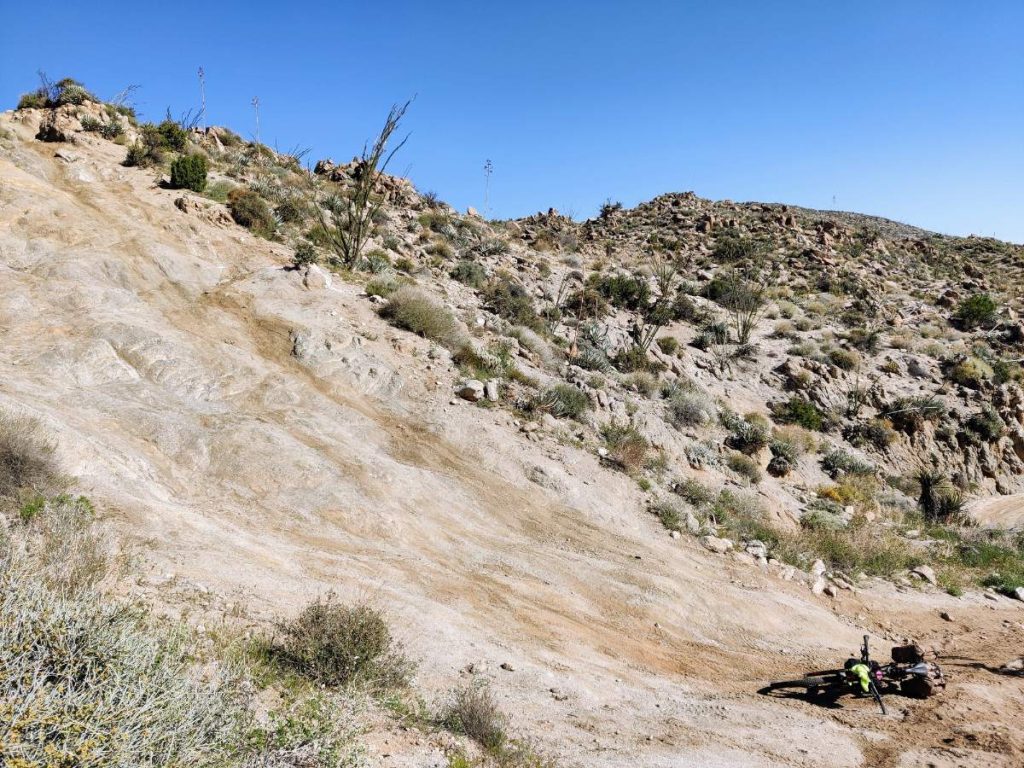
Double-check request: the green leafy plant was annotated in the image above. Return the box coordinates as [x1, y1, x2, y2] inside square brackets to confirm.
[169, 153, 208, 192]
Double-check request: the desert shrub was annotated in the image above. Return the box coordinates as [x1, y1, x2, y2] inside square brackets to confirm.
[16, 91, 48, 109]
[451, 259, 487, 288]
[483, 276, 541, 329]
[712, 235, 760, 263]
[691, 320, 730, 351]
[156, 118, 188, 151]
[15, 494, 108, 591]
[441, 684, 507, 752]
[227, 188, 276, 237]
[623, 371, 659, 397]
[711, 490, 776, 545]
[510, 326, 557, 369]
[885, 396, 947, 434]
[591, 273, 650, 311]
[79, 115, 103, 132]
[600, 422, 649, 473]
[599, 199, 624, 219]
[365, 275, 404, 298]
[275, 195, 312, 224]
[788, 519, 921, 577]
[966, 407, 1003, 441]
[202, 179, 235, 203]
[292, 241, 318, 268]
[915, 469, 965, 523]
[0, 411, 61, 501]
[611, 345, 663, 373]
[379, 287, 466, 350]
[274, 594, 413, 691]
[721, 410, 771, 454]
[844, 419, 897, 450]
[363, 249, 392, 273]
[771, 395, 827, 431]
[651, 499, 687, 532]
[954, 293, 997, 329]
[533, 383, 590, 420]
[669, 293, 709, 324]
[0, 555, 246, 767]
[674, 477, 716, 508]
[947, 357, 993, 389]
[820, 449, 875, 479]
[828, 347, 861, 371]
[726, 452, 762, 484]
[169, 153, 208, 192]
[666, 390, 717, 428]
[656, 336, 679, 355]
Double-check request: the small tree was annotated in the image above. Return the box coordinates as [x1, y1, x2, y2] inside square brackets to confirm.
[169, 154, 208, 192]
[313, 100, 412, 267]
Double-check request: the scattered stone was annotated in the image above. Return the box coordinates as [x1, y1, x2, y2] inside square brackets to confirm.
[1013, 587, 1024, 603]
[911, 565, 937, 586]
[812, 577, 827, 595]
[550, 687, 569, 701]
[1001, 658, 1024, 674]
[484, 379, 499, 402]
[700, 535, 734, 554]
[939, 611, 953, 622]
[744, 540, 768, 559]
[457, 380, 485, 402]
[670, 530, 680, 539]
[811, 559, 827, 577]
[500, 662, 515, 672]
[303, 264, 331, 290]
[824, 584, 838, 598]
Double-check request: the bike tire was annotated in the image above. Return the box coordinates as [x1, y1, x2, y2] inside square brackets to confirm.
[765, 675, 833, 691]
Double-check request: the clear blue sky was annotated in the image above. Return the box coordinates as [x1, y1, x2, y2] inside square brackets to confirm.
[2, 1, 1022, 242]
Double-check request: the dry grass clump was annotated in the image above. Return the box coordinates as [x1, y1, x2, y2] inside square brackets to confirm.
[0, 410, 62, 501]
[274, 594, 414, 692]
[379, 286, 468, 350]
[0, 547, 245, 767]
[600, 422, 649, 473]
[442, 684, 508, 752]
[666, 389, 717, 428]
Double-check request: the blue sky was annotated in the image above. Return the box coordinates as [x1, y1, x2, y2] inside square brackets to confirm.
[2, 1, 1022, 241]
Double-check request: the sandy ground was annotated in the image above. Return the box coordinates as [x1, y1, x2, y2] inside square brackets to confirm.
[1, 112, 1022, 767]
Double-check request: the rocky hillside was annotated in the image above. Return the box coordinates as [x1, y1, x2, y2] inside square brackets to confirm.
[2, 82, 1024, 768]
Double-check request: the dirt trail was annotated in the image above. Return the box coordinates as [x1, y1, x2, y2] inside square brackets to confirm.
[1, 113, 1022, 767]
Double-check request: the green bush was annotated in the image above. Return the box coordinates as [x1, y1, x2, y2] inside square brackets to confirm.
[721, 411, 771, 454]
[885, 396, 947, 434]
[820, 449, 875, 479]
[947, 357, 993, 389]
[966, 407, 1003, 441]
[483, 276, 541, 329]
[828, 347, 861, 371]
[656, 336, 679, 355]
[611, 345, 664, 373]
[156, 118, 189, 151]
[651, 499, 686, 532]
[534, 383, 590, 420]
[16, 91, 48, 109]
[379, 286, 467, 349]
[843, 419, 897, 450]
[591, 273, 650, 311]
[954, 293, 997, 329]
[292, 241, 318, 268]
[674, 477, 716, 508]
[451, 260, 487, 288]
[227, 188, 276, 238]
[274, 594, 413, 691]
[726, 452, 762, 483]
[771, 396, 827, 431]
[169, 153, 208, 192]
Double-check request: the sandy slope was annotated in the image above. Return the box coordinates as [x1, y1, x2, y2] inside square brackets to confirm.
[1, 112, 1022, 767]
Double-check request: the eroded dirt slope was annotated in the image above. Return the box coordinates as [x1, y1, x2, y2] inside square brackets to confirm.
[0, 112, 1021, 767]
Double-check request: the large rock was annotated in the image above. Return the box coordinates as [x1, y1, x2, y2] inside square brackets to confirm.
[911, 564, 937, 586]
[457, 380, 485, 402]
[303, 264, 332, 290]
[700, 535, 733, 554]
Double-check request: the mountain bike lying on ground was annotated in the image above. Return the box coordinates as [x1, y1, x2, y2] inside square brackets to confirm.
[761, 635, 945, 714]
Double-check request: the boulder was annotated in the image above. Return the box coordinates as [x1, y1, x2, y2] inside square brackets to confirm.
[457, 380, 485, 402]
[484, 379, 499, 402]
[700, 535, 733, 555]
[303, 264, 331, 290]
[811, 559, 827, 577]
[911, 564, 937, 586]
